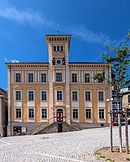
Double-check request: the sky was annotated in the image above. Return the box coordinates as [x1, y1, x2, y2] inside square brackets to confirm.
[0, 0, 130, 90]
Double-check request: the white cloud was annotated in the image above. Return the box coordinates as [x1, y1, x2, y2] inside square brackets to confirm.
[4, 58, 20, 63]
[0, 2, 111, 44]
[0, 4, 56, 27]
[69, 25, 110, 44]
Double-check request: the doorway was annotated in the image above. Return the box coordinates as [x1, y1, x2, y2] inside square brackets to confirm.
[56, 109, 63, 122]
[58, 123, 63, 132]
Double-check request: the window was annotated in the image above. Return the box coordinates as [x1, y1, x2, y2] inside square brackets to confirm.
[86, 109, 91, 119]
[41, 73, 46, 82]
[61, 46, 63, 51]
[16, 109, 21, 119]
[41, 91, 47, 101]
[56, 73, 62, 82]
[28, 73, 33, 82]
[16, 73, 21, 82]
[128, 95, 130, 103]
[72, 91, 78, 101]
[85, 73, 90, 83]
[99, 109, 104, 119]
[16, 91, 21, 101]
[57, 46, 59, 51]
[98, 91, 104, 101]
[29, 108, 34, 119]
[57, 91, 62, 101]
[72, 73, 77, 82]
[73, 109, 78, 119]
[28, 91, 34, 101]
[41, 109, 47, 119]
[54, 46, 56, 51]
[98, 74, 103, 83]
[85, 91, 91, 101]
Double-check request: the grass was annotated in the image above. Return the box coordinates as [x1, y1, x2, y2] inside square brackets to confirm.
[115, 146, 120, 151]
[100, 155, 106, 158]
[95, 152, 101, 155]
[126, 158, 130, 161]
[107, 158, 112, 161]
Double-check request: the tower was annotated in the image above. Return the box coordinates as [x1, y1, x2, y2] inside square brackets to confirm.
[46, 35, 71, 124]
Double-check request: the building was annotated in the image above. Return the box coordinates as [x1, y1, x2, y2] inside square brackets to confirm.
[0, 88, 8, 137]
[121, 87, 130, 109]
[6, 34, 112, 136]
[112, 90, 122, 124]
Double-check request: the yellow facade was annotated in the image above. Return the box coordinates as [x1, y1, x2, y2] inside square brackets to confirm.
[6, 35, 112, 136]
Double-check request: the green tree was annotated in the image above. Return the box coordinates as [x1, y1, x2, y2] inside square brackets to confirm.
[94, 32, 130, 152]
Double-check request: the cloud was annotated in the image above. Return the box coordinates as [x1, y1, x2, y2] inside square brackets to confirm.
[68, 25, 110, 44]
[4, 58, 20, 63]
[0, 1, 111, 44]
[0, 5, 56, 27]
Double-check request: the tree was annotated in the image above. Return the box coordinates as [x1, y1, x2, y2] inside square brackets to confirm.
[94, 32, 130, 152]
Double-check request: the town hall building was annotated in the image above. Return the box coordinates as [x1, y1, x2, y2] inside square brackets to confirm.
[6, 34, 112, 136]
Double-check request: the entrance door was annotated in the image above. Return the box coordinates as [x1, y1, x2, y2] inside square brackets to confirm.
[57, 109, 63, 122]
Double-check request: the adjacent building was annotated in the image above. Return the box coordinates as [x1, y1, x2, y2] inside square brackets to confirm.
[6, 34, 112, 136]
[121, 87, 130, 109]
[0, 88, 8, 137]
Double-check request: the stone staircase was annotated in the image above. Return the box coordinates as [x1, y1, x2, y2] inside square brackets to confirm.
[28, 122, 49, 135]
[32, 122, 81, 135]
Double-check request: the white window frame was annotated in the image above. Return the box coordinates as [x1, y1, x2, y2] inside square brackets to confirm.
[98, 90, 105, 102]
[27, 90, 35, 101]
[84, 72, 91, 83]
[41, 90, 48, 101]
[28, 71, 34, 83]
[71, 90, 79, 102]
[72, 108, 79, 122]
[15, 90, 22, 101]
[15, 107, 22, 122]
[98, 108, 106, 123]
[84, 91, 92, 102]
[15, 71, 22, 83]
[56, 72, 63, 82]
[85, 108, 93, 122]
[41, 108, 48, 121]
[71, 72, 78, 83]
[56, 90, 63, 101]
[28, 108, 35, 122]
[40, 72, 47, 83]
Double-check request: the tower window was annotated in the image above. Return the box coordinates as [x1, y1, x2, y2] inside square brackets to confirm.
[61, 46, 63, 51]
[57, 46, 59, 51]
[57, 91, 62, 101]
[56, 73, 62, 82]
[54, 46, 56, 51]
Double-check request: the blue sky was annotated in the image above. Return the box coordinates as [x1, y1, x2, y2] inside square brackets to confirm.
[0, 0, 130, 90]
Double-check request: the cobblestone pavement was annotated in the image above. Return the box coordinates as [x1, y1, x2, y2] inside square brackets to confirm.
[0, 126, 130, 162]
